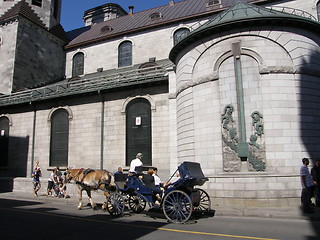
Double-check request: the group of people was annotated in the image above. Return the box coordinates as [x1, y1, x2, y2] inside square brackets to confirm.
[127, 153, 173, 205]
[31, 162, 69, 198]
[300, 158, 320, 213]
[46, 167, 70, 198]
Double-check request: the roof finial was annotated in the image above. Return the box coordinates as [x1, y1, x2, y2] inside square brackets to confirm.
[169, 0, 175, 6]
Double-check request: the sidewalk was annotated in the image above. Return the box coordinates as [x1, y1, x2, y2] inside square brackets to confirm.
[1, 190, 320, 221]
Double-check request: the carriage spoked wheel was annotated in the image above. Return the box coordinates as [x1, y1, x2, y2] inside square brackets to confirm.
[106, 193, 125, 216]
[193, 188, 211, 213]
[162, 190, 193, 223]
[128, 193, 146, 213]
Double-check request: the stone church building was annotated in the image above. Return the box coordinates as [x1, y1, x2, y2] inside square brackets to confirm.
[1, 0, 320, 207]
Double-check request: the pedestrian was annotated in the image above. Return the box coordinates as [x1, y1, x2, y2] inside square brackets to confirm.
[129, 153, 143, 175]
[311, 159, 320, 207]
[46, 168, 57, 197]
[31, 161, 42, 197]
[300, 158, 314, 213]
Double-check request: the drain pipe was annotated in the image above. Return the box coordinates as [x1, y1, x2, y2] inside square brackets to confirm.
[30, 103, 36, 176]
[99, 91, 105, 170]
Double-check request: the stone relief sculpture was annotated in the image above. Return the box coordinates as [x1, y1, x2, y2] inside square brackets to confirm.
[248, 111, 266, 171]
[221, 104, 241, 171]
[221, 106, 266, 172]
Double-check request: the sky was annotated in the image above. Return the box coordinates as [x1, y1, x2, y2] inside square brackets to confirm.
[60, 0, 182, 31]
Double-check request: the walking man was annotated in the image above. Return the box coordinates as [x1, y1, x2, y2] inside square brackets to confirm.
[300, 158, 314, 213]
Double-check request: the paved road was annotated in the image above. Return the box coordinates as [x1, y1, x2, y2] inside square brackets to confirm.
[0, 193, 320, 240]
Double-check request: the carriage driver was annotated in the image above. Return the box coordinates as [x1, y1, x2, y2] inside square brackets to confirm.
[129, 153, 143, 175]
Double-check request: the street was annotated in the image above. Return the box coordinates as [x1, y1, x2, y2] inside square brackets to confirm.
[0, 194, 319, 240]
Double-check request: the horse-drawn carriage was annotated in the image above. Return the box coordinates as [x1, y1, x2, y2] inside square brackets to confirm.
[105, 161, 212, 223]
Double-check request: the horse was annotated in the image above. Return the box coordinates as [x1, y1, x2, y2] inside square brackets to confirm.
[64, 168, 114, 210]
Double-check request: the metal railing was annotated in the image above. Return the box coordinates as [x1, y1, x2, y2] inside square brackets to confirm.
[266, 6, 317, 22]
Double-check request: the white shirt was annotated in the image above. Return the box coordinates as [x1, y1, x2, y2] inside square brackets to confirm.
[153, 173, 161, 186]
[129, 158, 143, 173]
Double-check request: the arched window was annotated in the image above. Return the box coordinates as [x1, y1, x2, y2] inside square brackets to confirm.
[118, 41, 132, 67]
[0, 117, 9, 167]
[173, 28, 190, 45]
[72, 52, 84, 77]
[317, 1, 320, 20]
[126, 98, 152, 166]
[50, 109, 69, 167]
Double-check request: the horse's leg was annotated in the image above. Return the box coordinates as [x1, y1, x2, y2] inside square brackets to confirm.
[77, 186, 83, 210]
[86, 189, 97, 210]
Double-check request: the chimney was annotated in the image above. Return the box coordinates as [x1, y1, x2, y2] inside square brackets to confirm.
[128, 6, 134, 15]
[169, 0, 175, 6]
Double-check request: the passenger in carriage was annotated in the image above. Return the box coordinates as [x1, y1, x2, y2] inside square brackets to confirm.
[115, 167, 123, 175]
[141, 168, 162, 205]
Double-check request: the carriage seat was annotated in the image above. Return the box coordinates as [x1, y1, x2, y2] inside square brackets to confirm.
[114, 173, 128, 190]
[125, 175, 154, 195]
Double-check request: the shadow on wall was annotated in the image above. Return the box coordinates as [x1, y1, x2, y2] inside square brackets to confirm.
[0, 136, 29, 178]
[300, 53, 320, 163]
[300, 49, 320, 240]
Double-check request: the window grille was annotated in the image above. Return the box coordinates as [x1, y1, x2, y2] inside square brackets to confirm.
[173, 28, 190, 45]
[50, 109, 69, 167]
[72, 52, 84, 77]
[149, 12, 162, 21]
[118, 41, 132, 67]
[100, 26, 113, 34]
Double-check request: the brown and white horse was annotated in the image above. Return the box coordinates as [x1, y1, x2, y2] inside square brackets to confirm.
[65, 168, 114, 210]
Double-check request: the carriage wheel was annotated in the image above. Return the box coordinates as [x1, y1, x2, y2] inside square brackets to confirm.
[193, 188, 211, 212]
[162, 190, 192, 223]
[128, 193, 146, 213]
[106, 193, 125, 216]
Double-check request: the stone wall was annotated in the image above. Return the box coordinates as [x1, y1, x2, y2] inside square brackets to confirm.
[0, 20, 18, 94]
[65, 24, 194, 78]
[13, 18, 65, 91]
[0, 0, 61, 29]
[173, 24, 320, 201]
[1, 85, 171, 179]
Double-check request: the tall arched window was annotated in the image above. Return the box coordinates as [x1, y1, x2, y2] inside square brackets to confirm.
[0, 117, 9, 167]
[118, 41, 132, 67]
[72, 52, 84, 77]
[126, 98, 152, 166]
[50, 109, 69, 167]
[173, 28, 190, 45]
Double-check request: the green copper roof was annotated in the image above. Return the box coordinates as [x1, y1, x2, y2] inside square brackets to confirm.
[170, 2, 320, 62]
[193, 2, 317, 32]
